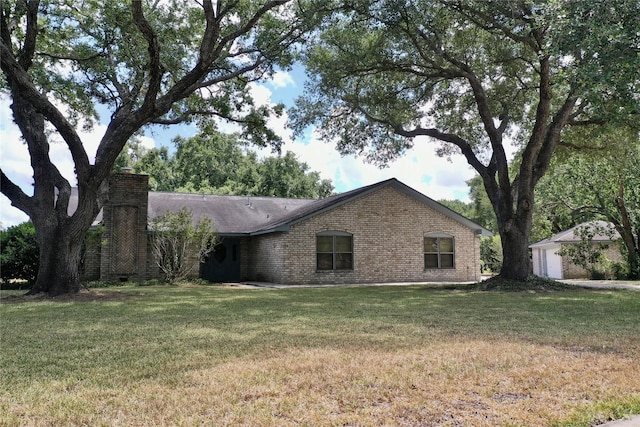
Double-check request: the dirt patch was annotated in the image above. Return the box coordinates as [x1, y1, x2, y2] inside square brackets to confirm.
[471, 275, 581, 292]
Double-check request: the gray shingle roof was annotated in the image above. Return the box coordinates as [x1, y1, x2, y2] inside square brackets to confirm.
[75, 177, 491, 236]
[147, 192, 314, 235]
[529, 220, 620, 248]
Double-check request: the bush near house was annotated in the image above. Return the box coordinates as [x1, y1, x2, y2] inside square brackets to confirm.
[0, 222, 38, 289]
[149, 207, 218, 282]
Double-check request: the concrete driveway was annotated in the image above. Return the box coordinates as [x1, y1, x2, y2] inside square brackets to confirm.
[597, 415, 640, 426]
[560, 279, 640, 291]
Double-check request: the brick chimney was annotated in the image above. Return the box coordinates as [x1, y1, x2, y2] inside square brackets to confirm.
[100, 172, 150, 282]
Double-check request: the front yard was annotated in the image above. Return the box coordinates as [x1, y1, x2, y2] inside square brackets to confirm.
[1, 284, 639, 426]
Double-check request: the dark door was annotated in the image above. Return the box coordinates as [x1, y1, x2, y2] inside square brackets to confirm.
[200, 238, 241, 282]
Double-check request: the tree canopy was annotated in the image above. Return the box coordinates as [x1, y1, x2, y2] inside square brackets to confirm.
[535, 125, 640, 278]
[1, 0, 309, 295]
[118, 127, 334, 198]
[293, 0, 640, 280]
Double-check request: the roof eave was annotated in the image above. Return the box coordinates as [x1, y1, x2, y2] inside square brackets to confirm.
[249, 225, 291, 236]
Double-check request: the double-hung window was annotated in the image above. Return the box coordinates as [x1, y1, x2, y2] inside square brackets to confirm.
[424, 233, 455, 269]
[316, 231, 353, 270]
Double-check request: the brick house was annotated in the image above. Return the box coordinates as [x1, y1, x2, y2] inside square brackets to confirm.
[81, 171, 491, 284]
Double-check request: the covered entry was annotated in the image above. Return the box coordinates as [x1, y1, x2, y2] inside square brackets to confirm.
[200, 237, 241, 282]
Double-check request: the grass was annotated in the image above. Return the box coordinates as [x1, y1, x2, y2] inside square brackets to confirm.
[1, 283, 639, 426]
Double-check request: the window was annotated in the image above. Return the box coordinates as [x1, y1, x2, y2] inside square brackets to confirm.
[424, 233, 455, 269]
[316, 231, 353, 270]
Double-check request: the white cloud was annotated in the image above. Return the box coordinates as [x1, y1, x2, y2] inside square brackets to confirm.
[138, 135, 156, 151]
[221, 82, 475, 201]
[243, 82, 475, 200]
[270, 70, 296, 89]
[287, 130, 474, 201]
[0, 96, 161, 228]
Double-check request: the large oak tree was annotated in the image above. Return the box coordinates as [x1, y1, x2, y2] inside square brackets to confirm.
[1, 0, 308, 295]
[293, 0, 640, 280]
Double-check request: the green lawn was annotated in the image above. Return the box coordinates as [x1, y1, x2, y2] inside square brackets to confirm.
[1, 284, 639, 426]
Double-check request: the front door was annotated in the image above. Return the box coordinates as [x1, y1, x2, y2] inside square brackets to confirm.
[200, 237, 241, 282]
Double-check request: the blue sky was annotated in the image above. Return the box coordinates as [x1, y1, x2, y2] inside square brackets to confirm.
[0, 66, 477, 228]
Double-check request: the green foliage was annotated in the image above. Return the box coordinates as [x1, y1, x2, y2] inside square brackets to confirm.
[149, 207, 219, 282]
[544, 0, 640, 125]
[557, 223, 616, 280]
[0, 222, 38, 288]
[480, 236, 503, 274]
[466, 175, 498, 233]
[535, 127, 640, 278]
[255, 151, 333, 198]
[439, 176, 497, 234]
[2, 0, 305, 147]
[127, 126, 334, 198]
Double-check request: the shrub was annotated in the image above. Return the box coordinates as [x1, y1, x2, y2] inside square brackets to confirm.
[480, 235, 502, 274]
[611, 262, 630, 280]
[0, 222, 39, 289]
[149, 207, 218, 282]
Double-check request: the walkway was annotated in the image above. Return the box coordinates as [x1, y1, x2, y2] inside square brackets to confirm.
[237, 279, 640, 291]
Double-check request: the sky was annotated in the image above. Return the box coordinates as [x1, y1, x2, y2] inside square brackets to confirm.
[0, 66, 478, 229]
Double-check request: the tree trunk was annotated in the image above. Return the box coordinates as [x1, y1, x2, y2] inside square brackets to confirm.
[27, 215, 89, 296]
[499, 223, 532, 280]
[615, 191, 640, 279]
[493, 191, 535, 281]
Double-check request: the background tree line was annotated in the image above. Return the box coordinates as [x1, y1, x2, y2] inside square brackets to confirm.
[115, 125, 334, 199]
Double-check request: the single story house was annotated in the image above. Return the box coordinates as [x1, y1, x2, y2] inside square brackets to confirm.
[80, 171, 491, 285]
[529, 221, 622, 279]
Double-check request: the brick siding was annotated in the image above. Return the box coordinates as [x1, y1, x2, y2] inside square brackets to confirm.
[249, 186, 481, 284]
[561, 243, 624, 279]
[99, 173, 150, 282]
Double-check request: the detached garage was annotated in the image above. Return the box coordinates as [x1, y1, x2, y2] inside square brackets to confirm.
[530, 221, 622, 279]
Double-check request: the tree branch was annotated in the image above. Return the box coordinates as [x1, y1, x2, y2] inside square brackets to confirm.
[18, 0, 39, 70]
[532, 91, 578, 185]
[150, 109, 249, 125]
[0, 43, 92, 183]
[0, 169, 33, 216]
[131, 1, 164, 114]
[444, 0, 541, 51]
[393, 125, 488, 176]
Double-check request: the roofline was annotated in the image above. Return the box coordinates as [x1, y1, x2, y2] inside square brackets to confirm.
[217, 232, 251, 238]
[388, 179, 493, 236]
[251, 178, 492, 236]
[250, 225, 290, 236]
[530, 238, 618, 248]
[529, 221, 621, 248]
